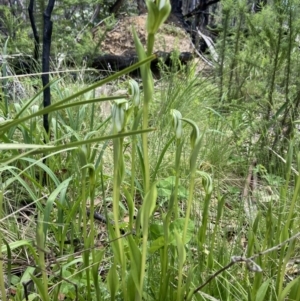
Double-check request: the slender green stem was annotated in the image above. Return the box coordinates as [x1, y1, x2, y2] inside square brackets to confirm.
[177, 171, 196, 300]
[0, 189, 7, 301]
[139, 224, 149, 299]
[183, 171, 197, 244]
[81, 169, 91, 301]
[136, 29, 157, 300]
[112, 138, 122, 239]
[173, 139, 183, 219]
[130, 107, 139, 219]
[36, 217, 49, 301]
[160, 138, 182, 298]
[219, 9, 230, 101]
[88, 168, 101, 300]
[147, 33, 155, 56]
[142, 33, 155, 194]
[112, 136, 127, 300]
[177, 261, 184, 301]
[131, 138, 137, 198]
[142, 112, 150, 193]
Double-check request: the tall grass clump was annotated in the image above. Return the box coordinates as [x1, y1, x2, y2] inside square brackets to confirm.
[215, 0, 300, 173]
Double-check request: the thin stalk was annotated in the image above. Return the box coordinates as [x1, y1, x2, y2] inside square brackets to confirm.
[159, 220, 169, 299]
[112, 137, 123, 240]
[131, 107, 139, 198]
[160, 143, 181, 298]
[0, 189, 7, 301]
[36, 217, 49, 301]
[90, 103, 95, 131]
[228, 10, 243, 99]
[198, 192, 212, 273]
[147, 33, 155, 56]
[112, 136, 127, 300]
[136, 30, 156, 300]
[177, 170, 196, 301]
[160, 192, 175, 299]
[219, 9, 230, 101]
[267, 16, 283, 118]
[173, 139, 183, 219]
[131, 139, 137, 198]
[2, 38, 9, 117]
[284, 155, 300, 231]
[81, 169, 91, 301]
[142, 94, 150, 194]
[139, 226, 149, 300]
[88, 168, 101, 300]
[142, 33, 155, 194]
[277, 7, 296, 144]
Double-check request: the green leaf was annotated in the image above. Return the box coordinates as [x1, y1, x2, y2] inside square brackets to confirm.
[61, 258, 84, 272]
[1, 240, 33, 253]
[43, 177, 72, 239]
[158, 176, 175, 189]
[2, 167, 39, 206]
[78, 146, 88, 168]
[178, 186, 188, 198]
[107, 264, 119, 300]
[284, 277, 300, 301]
[149, 236, 165, 254]
[0, 55, 156, 134]
[139, 184, 157, 230]
[127, 235, 142, 296]
[108, 224, 122, 265]
[127, 272, 136, 301]
[19, 157, 60, 186]
[255, 279, 271, 301]
[30, 274, 49, 301]
[123, 187, 134, 230]
[149, 223, 164, 239]
[2, 239, 11, 285]
[0, 143, 52, 150]
[31, 128, 155, 155]
[170, 218, 194, 245]
[157, 187, 171, 197]
[20, 266, 36, 283]
[175, 231, 186, 267]
[132, 26, 149, 86]
[92, 249, 104, 280]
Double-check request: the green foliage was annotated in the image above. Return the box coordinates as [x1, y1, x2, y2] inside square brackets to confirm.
[215, 0, 300, 170]
[0, 0, 111, 65]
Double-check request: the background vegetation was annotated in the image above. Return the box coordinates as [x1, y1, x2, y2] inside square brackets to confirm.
[1, 0, 300, 300]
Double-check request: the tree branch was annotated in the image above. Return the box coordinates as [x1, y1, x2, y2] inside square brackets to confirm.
[184, 0, 221, 18]
[42, 0, 55, 136]
[28, 0, 40, 62]
[109, 0, 125, 15]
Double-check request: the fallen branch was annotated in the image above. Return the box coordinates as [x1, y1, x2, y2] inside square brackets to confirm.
[191, 230, 300, 297]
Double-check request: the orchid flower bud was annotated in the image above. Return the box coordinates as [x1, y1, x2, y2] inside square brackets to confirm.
[171, 109, 182, 139]
[128, 79, 140, 107]
[31, 105, 39, 114]
[146, 0, 171, 35]
[112, 99, 129, 132]
[181, 118, 200, 149]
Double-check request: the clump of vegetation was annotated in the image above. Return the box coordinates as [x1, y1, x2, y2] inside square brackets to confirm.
[1, 0, 300, 301]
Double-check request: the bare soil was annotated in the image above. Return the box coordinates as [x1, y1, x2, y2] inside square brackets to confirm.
[94, 15, 194, 56]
